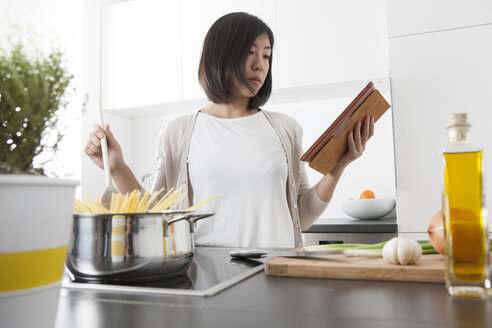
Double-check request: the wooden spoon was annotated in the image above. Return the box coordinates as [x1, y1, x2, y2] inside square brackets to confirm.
[96, 105, 118, 209]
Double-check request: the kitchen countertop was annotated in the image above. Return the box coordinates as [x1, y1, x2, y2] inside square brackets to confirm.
[55, 247, 491, 328]
[304, 218, 397, 233]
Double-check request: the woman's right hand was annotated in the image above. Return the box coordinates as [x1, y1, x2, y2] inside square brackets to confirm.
[84, 124, 125, 174]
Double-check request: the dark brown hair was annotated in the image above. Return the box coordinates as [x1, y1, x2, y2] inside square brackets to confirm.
[198, 12, 274, 109]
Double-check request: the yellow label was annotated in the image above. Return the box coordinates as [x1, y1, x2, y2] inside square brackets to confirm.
[111, 225, 125, 234]
[111, 241, 125, 257]
[0, 245, 67, 293]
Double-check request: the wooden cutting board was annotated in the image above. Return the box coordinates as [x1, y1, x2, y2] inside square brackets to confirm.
[265, 254, 448, 283]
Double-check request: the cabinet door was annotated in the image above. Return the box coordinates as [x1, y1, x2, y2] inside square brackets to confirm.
[387, 0, 492, 37]
[276, 0, 389, 89]
[389, 25, 492, 233]
[181, 0, 276, 100]
[101, 0, 182, 110]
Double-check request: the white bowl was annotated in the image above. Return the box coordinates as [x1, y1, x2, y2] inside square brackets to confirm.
[341, 198, 396, 220]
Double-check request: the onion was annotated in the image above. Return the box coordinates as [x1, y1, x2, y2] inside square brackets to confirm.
[427, 210, 445, 255]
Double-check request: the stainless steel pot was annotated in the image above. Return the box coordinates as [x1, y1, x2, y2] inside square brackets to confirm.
[65, 210, 214, 283]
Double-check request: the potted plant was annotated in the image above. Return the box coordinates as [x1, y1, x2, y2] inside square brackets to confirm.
[0, 43, 79, 328]
[0, 44, 73, 174]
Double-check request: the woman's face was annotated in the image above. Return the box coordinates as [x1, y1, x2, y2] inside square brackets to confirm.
[230, 33, 271, 100]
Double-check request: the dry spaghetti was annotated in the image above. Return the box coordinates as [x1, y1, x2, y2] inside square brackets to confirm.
[73, 186, 218, 214]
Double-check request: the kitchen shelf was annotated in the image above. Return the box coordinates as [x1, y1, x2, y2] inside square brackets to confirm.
[102, 77, 390, 119]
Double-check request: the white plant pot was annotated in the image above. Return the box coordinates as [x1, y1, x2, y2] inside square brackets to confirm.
[0, 175, 78, 328]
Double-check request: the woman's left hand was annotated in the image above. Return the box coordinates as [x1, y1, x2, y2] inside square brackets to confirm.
[338, 116, 375, 168]
[316, 116, 375, 204]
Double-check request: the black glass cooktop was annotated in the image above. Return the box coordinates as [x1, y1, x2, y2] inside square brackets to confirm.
[62, 247, 263, 297]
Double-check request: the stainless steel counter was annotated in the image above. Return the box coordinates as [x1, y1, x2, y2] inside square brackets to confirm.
[306, 218, 397, 233]
[55, 247, 491, 328]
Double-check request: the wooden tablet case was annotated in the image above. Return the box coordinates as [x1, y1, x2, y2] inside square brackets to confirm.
[300, 82, 391, 175]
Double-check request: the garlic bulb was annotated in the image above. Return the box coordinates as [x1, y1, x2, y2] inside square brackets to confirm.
[382, 237, 422, 265]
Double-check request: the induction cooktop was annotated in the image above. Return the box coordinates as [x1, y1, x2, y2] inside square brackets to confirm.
[61, 247, 263, 297]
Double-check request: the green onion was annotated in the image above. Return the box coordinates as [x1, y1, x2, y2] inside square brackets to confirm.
[304, 240, 439, 254]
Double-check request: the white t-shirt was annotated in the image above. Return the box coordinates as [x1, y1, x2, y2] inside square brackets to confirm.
[187, 111, 295, 248]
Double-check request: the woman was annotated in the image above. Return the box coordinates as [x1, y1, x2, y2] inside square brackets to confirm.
[85, 12, 374, 248]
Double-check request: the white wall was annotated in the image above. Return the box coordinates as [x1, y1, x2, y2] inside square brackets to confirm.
[81, 0, 132, 199]
[386, 0, 492, 237]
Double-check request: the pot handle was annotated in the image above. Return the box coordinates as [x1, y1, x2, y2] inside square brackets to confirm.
[167, 211, 215, 233]
[167, 212, 194, 226]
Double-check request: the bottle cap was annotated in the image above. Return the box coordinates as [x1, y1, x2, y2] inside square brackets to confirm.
[447, 113, 471, 129]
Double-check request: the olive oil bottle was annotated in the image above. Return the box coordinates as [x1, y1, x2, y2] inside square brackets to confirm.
[442, 113, 491, 298]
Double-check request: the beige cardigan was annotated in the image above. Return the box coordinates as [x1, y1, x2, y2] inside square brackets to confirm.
[152, 110, 328, 247]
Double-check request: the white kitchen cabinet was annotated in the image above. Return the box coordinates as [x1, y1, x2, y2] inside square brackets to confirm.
[389, 24, 492, 233]
[101, 0, 182, 110]
[275, 0, 390, 89]
[101, 0, 390, 113]
[181, 0, 276, 100]
[386, 0, 492, 38]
